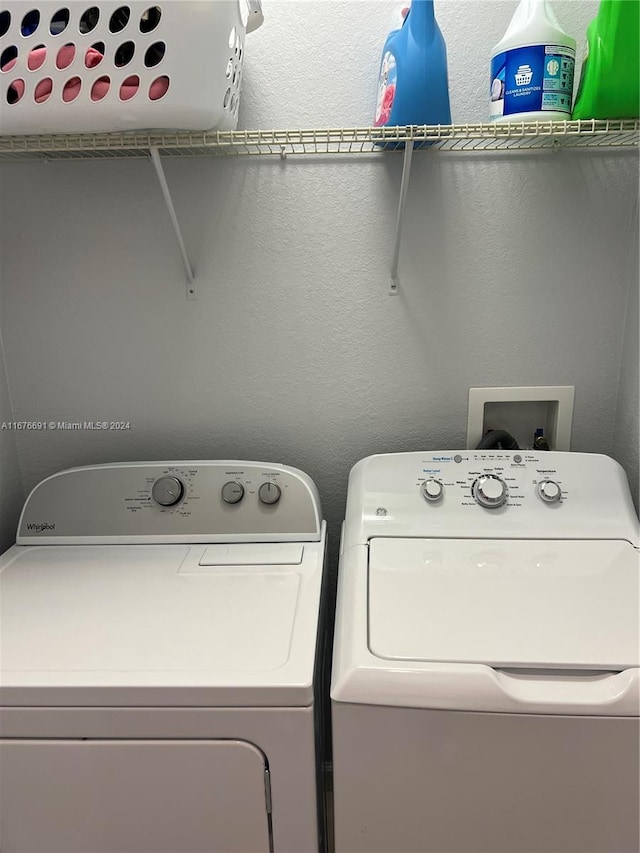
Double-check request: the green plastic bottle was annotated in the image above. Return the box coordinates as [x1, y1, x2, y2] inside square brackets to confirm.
[572, 0, 640, 119]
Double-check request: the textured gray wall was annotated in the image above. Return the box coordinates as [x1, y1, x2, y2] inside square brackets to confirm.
[0, 1, 638, 559]
[0, 326, 23, 552]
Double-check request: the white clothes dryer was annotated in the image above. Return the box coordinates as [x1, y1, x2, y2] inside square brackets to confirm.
[0, 461, 328, 853]
[331, 450, 639, 853]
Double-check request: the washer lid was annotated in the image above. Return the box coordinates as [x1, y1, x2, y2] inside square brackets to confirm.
[368, 538, 640, 671]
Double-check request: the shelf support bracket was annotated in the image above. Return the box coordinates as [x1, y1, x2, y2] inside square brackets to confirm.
[149, 147, 197, 299]
[389, 138, 414, 295]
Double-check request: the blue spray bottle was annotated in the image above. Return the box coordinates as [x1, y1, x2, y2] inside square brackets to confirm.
[373, 0, 451, 127]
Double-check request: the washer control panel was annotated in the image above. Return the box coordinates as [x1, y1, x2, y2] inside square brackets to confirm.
[349, 450, 639, 544]
[417, 451, 568, 511]
[18, 461, 322, 543]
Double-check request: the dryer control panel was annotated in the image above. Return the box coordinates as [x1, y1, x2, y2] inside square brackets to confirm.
[17, 461, 322, 544]
[344, 451, 639, 547]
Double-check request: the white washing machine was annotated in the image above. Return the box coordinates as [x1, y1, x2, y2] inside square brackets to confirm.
[331, 450, 639, 853]
[0, 460, 328, 853]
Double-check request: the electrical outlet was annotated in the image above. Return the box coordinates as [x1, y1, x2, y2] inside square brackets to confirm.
[467, 386, 575, 451]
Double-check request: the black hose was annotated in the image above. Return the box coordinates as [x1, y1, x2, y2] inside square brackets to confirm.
[476, 430, 520, 451]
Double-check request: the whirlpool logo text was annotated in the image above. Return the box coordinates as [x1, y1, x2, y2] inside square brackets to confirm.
[26, 522, 56, 532]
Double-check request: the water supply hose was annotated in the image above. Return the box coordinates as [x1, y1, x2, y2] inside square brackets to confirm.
[476, 430, 520, 451]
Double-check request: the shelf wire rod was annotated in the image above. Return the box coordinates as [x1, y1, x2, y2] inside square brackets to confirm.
[389, 138, 415, 295]
[149, 146, 196, 297]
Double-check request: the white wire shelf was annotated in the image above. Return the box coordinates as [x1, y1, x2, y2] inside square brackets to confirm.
[2, 119, 635, 298]
[0, 119, 638, 160]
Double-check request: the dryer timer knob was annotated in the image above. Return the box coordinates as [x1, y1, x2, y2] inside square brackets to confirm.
[473, 475, 507, 509]
[151, 476, 184, 507]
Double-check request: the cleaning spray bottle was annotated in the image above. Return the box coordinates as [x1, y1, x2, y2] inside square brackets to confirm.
[373, 0, 451, 128]
[490, 0, 576, 122]
[572, 0, 640, 120]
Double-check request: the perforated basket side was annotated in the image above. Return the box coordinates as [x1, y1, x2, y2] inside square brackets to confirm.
[0, 0, 246, 134]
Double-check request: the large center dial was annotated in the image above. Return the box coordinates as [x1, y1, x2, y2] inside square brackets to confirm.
[151, 476, 185, 507]
[472, 474, 508, 509]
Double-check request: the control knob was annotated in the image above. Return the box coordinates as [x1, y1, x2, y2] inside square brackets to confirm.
[258, 481, 281, 505]
[422, 479, 444, 502]
[537, 480, 562, 504]
[151, 476, 184, 507]
[221, 481, 245, 504]
[472, 475, 508, 509]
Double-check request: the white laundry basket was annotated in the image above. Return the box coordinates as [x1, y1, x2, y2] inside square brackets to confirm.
[0, 0, 251, 134]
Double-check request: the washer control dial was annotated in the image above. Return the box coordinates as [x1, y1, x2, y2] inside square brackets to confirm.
[221, 481, 245, 504]
[473, 475, 508, 509]
[422, 479, 444, 502]
[258, 481, 281, 505]
[537, 479, 562, 504]
[151, 476, 184, 507]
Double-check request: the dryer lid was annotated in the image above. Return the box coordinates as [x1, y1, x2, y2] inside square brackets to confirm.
[0, 541, 325, 707]
[368, 538, 640, 671]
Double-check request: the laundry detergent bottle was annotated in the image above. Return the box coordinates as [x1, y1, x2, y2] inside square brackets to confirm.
[373, 0, 451, 128]
[572, 0, 640, 120]
[490, 0, 576, 122]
